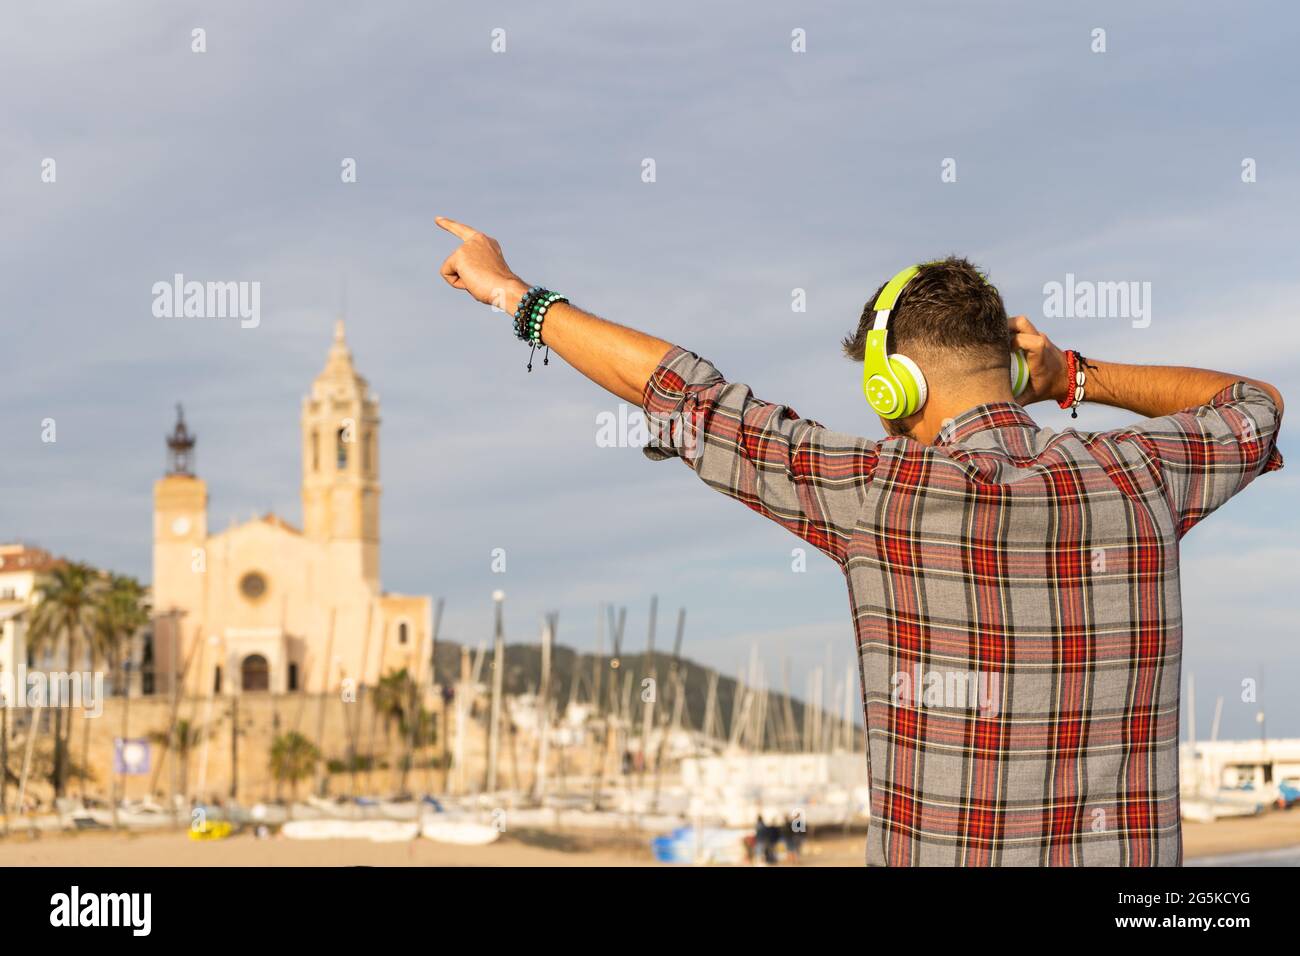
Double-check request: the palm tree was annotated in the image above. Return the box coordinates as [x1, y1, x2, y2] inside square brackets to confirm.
[86, 574, 150, 801]
[148, 719, 201, 799]
[92, 575, 150, 696]
[373, 668, 414, 742]
[270, 732, 319, 800]
[373, 668, 436, 793]
[26, 562, 104, 797]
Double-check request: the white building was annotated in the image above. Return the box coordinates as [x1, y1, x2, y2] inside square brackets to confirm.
[0, 543, 62, 698]
[1179, 738, 1300, 796]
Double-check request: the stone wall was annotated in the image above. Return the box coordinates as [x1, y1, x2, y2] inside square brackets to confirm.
[1, 686, 615, 811]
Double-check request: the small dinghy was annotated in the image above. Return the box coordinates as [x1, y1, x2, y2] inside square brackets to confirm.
[420, 818, 500, 846]
[189, 820, 234, 841]
[282, 819, 419, 842]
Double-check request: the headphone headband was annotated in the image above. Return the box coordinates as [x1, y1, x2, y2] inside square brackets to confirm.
[872, 264, 921, 314]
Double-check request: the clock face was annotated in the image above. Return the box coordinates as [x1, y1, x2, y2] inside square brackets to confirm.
[171, 516, 191, 536]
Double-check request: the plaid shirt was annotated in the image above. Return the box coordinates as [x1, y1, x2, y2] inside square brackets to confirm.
[643, 346, 1283, 866]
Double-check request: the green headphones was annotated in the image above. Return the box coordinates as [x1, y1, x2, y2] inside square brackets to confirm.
[862, 264, 1030, 419]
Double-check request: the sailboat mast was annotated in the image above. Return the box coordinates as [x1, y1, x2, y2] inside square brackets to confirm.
[486, 591, 506, 793]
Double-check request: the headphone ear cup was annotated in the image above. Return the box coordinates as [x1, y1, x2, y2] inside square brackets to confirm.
[1010, 349, 1030, 397]
[889, 354, 927, 417]
[865, 374, 901, 417]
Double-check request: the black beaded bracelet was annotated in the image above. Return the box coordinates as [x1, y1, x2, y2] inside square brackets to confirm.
[512, 286, 544, 339]
[513, 288, 557, 343]
[513, 287, 568, 371]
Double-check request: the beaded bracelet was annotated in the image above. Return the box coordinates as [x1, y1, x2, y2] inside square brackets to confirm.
[512, 286, 543, 339]
[521, 291, 565, 345]
[512, 287, 569, 371]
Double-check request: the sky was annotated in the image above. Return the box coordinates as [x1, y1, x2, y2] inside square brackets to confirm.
[2, 1, 1298, 739]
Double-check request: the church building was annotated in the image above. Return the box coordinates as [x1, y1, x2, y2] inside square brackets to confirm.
[151, 322, 432, 696]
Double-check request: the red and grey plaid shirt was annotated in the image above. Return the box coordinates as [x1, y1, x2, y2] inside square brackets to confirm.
[643, 346, 1283, 866]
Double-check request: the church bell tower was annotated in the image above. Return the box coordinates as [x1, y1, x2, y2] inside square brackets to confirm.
[152, 405, 208, 679]
[301, 321, 381, 587]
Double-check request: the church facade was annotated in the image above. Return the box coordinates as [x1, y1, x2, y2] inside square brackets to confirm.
[151, 322, 432, 697]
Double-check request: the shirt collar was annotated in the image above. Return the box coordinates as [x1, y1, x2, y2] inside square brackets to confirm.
[933, 402, 1039, 448]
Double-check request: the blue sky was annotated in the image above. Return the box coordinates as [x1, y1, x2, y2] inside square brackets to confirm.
[3, 1, 1297, 738]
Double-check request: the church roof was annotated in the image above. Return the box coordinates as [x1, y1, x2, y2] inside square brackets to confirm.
[259, 513, 302, 535]
[207, 512, 303, 543]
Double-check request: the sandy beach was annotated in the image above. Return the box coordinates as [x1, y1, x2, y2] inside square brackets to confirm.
[1, 811, 1297, 866]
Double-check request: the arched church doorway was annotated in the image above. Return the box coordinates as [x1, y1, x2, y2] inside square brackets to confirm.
[241, 654, 270, 692]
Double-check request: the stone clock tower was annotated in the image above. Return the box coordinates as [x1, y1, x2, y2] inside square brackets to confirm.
[152, 405, 207, 589]
[300, 320, 381, 588]
[152, 405, 207, 684]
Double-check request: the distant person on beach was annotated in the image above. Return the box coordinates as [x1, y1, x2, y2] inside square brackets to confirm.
[435, 218, 1284, 866]
[750, 816, 767, 865]
[782, 815, 803, 864]
[752, 816, 779, 865]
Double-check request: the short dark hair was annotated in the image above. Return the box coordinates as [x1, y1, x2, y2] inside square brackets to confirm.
[841, 257, 1009, 365]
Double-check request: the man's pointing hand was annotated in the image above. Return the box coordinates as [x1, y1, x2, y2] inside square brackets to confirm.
[435, 216, 528, 312]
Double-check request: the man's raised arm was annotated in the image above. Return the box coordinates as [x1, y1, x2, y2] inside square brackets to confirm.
[1010, 314, 1284, 536]
[435, 216, 671, 403]
[435, 216, 880, 565]
[1009, 314, 1285, 417]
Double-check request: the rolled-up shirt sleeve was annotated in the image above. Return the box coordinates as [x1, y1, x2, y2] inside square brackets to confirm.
[1117, 382, 1284, 537]
[641, 346, 878, 565]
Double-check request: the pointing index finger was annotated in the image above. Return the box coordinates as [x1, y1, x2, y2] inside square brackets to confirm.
[435, 216, 478, 242]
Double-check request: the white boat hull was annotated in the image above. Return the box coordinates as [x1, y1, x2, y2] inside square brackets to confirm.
[282, 820, 419, 842]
